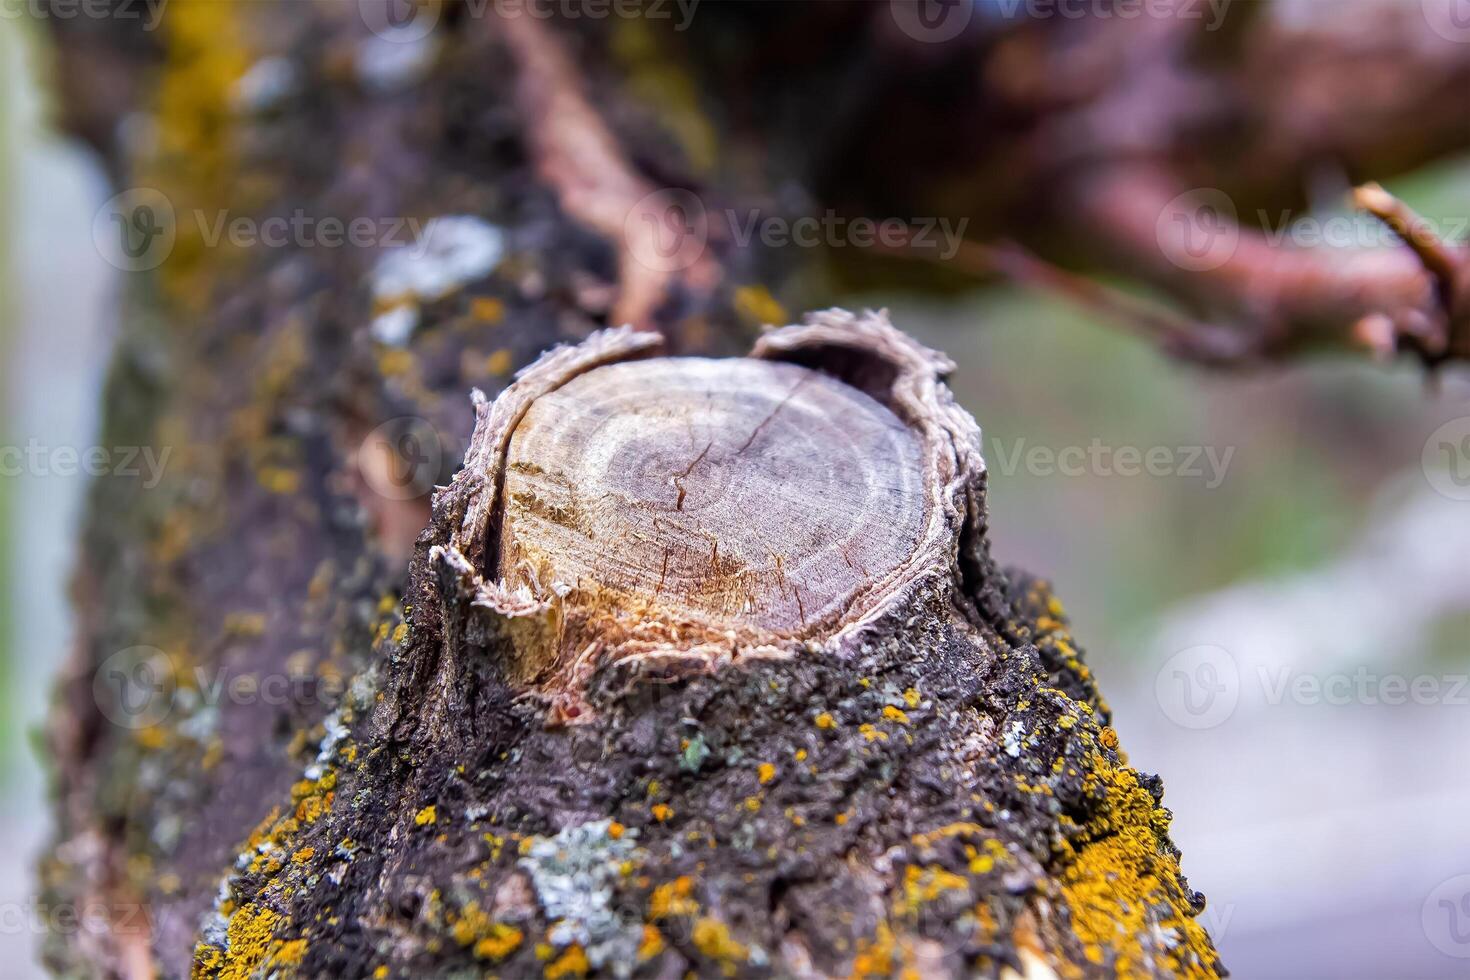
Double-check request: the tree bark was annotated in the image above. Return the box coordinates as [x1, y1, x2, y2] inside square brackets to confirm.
[28, 3, 1277, 977]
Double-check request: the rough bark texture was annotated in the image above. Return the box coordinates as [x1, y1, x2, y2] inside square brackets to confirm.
[63, 1, 1470, 976]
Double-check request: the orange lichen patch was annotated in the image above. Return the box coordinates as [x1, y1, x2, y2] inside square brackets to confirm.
[815, 712, 836, 730]
[151, 0, 252, 309]
[471, 296, 507, 323]
[214, 903, 281, 980]
[910, 822, 988, 849]
[544, 944, 589, 979]
[474, 925, 524, 963]
[882, 705, 910, 725]
[649, 876, 698, 919]
[378, 348, 415, 377]
[692, 916, 748, 965]
[275, 939, 308, 965]
[1051, 746, 1217, 978]
[900, 865, 970, 916]
[1059, 830, 1214, 979]
[449, 900, 523, 964]
[850, 921, 913, 979]
[757, 762, 776, 784]
[487, 349, 515, 376]
[732, 284, 788, 327]
[637, 924, 666, 962]
[651, 804, 672, 822]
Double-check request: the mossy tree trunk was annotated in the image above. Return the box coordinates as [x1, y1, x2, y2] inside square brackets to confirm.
[33, 3, 1248, 977]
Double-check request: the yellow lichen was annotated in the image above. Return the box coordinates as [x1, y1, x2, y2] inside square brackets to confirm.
[275, 939, 308, 966]
[650, 876, 698, 919]
[732, 284, 788, 328]
[474, 925, 524, 963]
[544, 944, 589, 979]
[900, 865, 970, 915]
[471, 296, 506, 323]
[487, 349, 514, 376]
[216, 903, 279, 980]
[637, 924, 666, 962]
[414, 805, 437, 827]
[692, 917, 747, 964]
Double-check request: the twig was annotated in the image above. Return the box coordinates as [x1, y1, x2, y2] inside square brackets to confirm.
[878, 231, 1264, 367]
[497, 14, 719, 329]
[1355, 181, 1470, 361]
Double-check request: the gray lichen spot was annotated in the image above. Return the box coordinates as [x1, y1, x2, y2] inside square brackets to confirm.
[517, 818, 643, 975]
